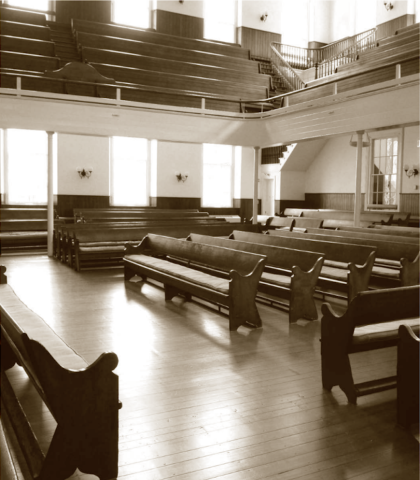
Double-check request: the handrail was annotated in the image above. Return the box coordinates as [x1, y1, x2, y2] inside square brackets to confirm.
[270, 45, 306, 92]
[317, 28, 377, 79]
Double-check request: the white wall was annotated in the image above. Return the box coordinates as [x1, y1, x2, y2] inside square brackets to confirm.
[57, 134, 110, 196]
[280, 171, 306, 199]
[376, 0, 409, 25]
[241, 1, 282, 33]
[156, 141, 203, 198]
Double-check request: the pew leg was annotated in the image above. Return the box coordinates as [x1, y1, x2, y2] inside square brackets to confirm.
[124, 265, 136, 282]
[164, 284, 182, 301]
[321, 351, 357, 403]
[229, 292, 262, 331]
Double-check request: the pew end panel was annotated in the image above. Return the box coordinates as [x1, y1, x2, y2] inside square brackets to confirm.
[0, 279, 121, 480]
[397, 325, 419, 429]
[400, 254, 420, 287]
[321, 286, 420, 405]
[347, 250, 377, 302]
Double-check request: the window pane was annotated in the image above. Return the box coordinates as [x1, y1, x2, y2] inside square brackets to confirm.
[113, 0, 150, 29]
[204, 0, 236, 43]
[111, 136, 148, 206]
[370, 136, 399, 206]
[7, 129, 48, 204]
[8, 0, 49, 10]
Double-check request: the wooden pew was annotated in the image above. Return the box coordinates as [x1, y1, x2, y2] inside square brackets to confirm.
[186, 233, 324, 323]
[292, 217, 323, 230]
[338, 225, 420, 238]
[0, 266, 121, 479]
[75, 31, 259, 73]
[322, 219, 377, 229]
[266, 216, 295, 230]
[306, 227, 419, 245]
[0, 420, 18, 480]
[76, 210, 210, 220]
[124, 234, 266, 331]
[272, 229, 419, 287]
[230, 230, 377, 302]
[1, 35, 55, 57]
[0, 50, 60, 73]
[72, 18, 251, 60]
[373, 225, 420, 234]
[321, 285, 420, 404]
[282, 208, 304, 217]
[300, 210, 394, 225]
[0, 20, 51, 41]
[397, 325, 420, 429]
[0, 6, 47, 26]
[72, 223, 262, 271]
[80, 46, 271, 88]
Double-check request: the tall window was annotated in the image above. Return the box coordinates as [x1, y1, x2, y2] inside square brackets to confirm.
[111, 136, 149, 206]
[6, 129, 48, 205]
[112, 0, 151, 29]
[6, 0, 50, 10]
[204, 0, 237, 43]
[202, 144, 235, 207]
[368, 134, 400, 208]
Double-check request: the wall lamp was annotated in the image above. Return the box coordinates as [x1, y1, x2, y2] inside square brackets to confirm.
[260, 13, 268, 22]
[403, 165, 419, 178]
[175, 172, 188, 182]
[77, 167, 92, 179]
[384, 2, 393, 10]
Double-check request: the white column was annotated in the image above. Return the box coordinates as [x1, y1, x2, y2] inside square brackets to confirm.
[252, 147, 260, 224]
[354, 130, 364, 227]
[47, 131, 54, 257]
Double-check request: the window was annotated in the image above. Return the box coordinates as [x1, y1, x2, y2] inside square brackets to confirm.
[6, 0, 50, 10]
[203, 144, 238, 207]
[112, 0, 151, 29]
[5, 129, 48, 205]
[368, 132, 401, 209]
[204, 0, 237, 44]
[110, 136, 149, 206]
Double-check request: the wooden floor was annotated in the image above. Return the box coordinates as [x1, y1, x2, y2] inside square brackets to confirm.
[1, 254, 419, 480]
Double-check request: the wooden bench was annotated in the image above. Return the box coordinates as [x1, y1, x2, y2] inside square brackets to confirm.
[273, 229, 420, 287]
[1, 34, 55, 57]
[291, 217, 323, 230]
[230, 230, 376, 302]
[309, 227, 419, 245]
[397, 325, 419, 429]
[72, 223, 262, 271]
[373, 225, 420, 234]
[283, 208, 304, 217]
[75, 31, 259, 73]
[301, 210, 394, 225]
[124, 234, 266, 331]
[0, 266, 121, 479]
[72, 18, 251, 60]
[338, 225, 419, 238]
[320, 285, 420, 404]
[80, 46, 271, 88]
[0, 6, 47, 26]
[0, 50, 60, 73]
[266, 216, 295, 230]
[187, 233, 324, 323]
[0, 20, 51, 41]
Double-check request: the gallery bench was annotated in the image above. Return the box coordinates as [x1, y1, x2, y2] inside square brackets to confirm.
[230, 230, 376, 302]
[186, 233, 325, 323]
[124, 234, 266, 331]
[320, 285, 420, 404]
[0, 266, 121, 479]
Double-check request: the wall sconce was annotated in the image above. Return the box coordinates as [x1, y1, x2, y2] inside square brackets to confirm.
[175, 172, 188, 182]
[384, 2, 393, 10]
[404, 165, 419, 178]
[260, 13, 268, 22]
[77, 167, 92, 179]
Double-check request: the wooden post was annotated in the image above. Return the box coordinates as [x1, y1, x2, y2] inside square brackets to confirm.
[201, 98, 206, 110]
[16, 77, 21, 97]
[284, 96, 289, 107]
[396, 64, 401, 79]
[253, 147, 260, 224]
[354, 130, 364, 227]
[47, 131, 54, 257]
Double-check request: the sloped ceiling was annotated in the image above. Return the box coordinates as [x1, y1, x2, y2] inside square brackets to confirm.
[280, 138, 328, 171]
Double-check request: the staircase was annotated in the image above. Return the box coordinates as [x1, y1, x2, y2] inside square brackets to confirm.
[252, 57, 291, 109]
[47, 22, 81, 68]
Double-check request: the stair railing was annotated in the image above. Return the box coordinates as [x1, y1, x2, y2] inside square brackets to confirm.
[270, 44, 306, 92]
[271, 42, 323, 70]
[317, 28, 377, 78]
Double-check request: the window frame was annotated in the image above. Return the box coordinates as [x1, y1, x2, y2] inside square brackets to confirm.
[365, 129, 403, 211]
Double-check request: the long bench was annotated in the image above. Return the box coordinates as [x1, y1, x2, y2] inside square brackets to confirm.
[0, 266, 121, 479]
[0, 6, 47, 26]
[320, 285, 420, 404]
[272, 229, 419, 287]
[124, 234, 266, 331]
[72, 18, 251, 60]
[0, 20, 51, 41]
[72, 223, 262, 271]
[338, 225, 419, 238]
[75, 31, 259, 73]
[397, 325, 419, 429]
[186, 233, 324, 323]
[230, 230, 376, 302]
[0, 50, 60, 73]
[80, 46, 271, 88]
[306, 227, 419, 245]
[1, 35, 55, 57]
[300, 210, 394, 224]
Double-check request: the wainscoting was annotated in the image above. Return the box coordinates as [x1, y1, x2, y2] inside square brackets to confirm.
[305, 193, 366, 211]
[237, 26, 281, 60]
[56, 194, 109, 217]
[56, 0, 112, 24]
[400, 193, 420, 215]
[376, 14, 415, 40]
[155, 197, 201, 210]
[152, 9, 204, 39]
[240, 199, 261, 221]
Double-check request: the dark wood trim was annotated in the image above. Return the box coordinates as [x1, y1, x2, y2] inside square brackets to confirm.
[237, 26, 281, 60]
[155, 197, 201, 210]
[305, 193, 366, 211]
[56, 1, 112, 24]
[198, 208, 240, 215]
[240, 199, 261, 222]
[400, 193, 419, 215]
[56, 194, 109, 217]
[376, 14, 415, 40]
[152, 9, 204, 39]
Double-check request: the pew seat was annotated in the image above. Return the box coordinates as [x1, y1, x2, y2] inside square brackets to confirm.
[0, 267, 121, 479]
[124, 234, 266, 331]
[321, 285, 420, 404]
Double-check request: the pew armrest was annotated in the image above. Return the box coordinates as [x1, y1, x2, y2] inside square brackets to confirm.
[347, 251, 376, 302]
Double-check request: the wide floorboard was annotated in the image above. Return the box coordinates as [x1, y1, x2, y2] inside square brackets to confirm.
[1, 254, 418, 480]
